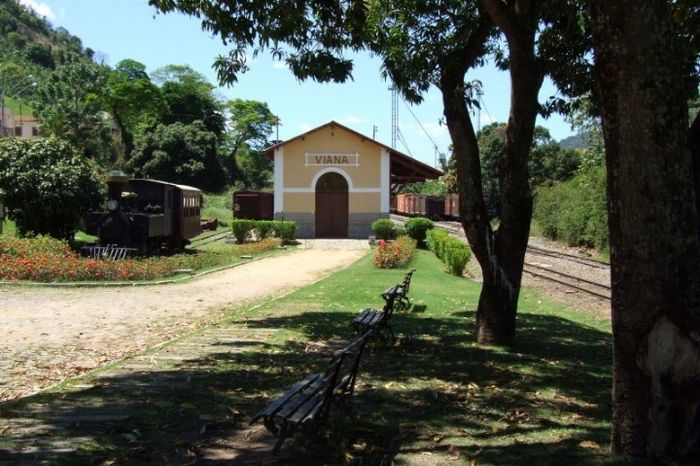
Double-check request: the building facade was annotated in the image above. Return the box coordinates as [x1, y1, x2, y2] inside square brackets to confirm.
[268, 121, 441, 238]
[0, 107, 40, 138]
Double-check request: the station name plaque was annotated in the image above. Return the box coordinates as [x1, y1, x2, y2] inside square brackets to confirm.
[305, 152, 359, 167]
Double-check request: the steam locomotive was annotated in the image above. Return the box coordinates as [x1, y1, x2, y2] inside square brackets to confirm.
[84, 172, 202, 256]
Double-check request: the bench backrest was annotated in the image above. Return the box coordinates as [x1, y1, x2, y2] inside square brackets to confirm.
[400, 269, 416, 295]
[316, 329, 375, 418]
[380, 285, 401, 317]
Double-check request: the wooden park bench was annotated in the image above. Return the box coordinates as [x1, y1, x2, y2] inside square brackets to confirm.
[351, 284, 401, 338]
[396, 269, 416, 311]
[351, 269, 416, 337]
[250, 329, 375, 452]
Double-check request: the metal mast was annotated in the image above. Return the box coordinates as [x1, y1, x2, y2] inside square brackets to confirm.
[391, 87, 398, 149]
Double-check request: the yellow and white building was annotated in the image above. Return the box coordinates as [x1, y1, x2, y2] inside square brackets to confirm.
[267, 121, 441, 238]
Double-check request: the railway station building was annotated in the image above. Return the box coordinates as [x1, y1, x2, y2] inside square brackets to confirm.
[267, 121, 442, 238]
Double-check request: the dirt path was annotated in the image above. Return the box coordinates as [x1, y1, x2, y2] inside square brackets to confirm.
[0, 248, 366, 401]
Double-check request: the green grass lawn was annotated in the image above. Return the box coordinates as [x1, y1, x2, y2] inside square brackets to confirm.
[3, 96, 34, 117]
[0, 249, 621, 465]
[222, 250, 616, 464]
[202, 189, 234, 229]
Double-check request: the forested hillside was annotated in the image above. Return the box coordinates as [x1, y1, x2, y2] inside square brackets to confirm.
[0, 0, 278, 194]
[0, 0, 94, 79]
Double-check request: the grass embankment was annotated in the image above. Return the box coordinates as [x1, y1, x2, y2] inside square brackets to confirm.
[202, 189, 234, 229]
[0, 250, 617, 465]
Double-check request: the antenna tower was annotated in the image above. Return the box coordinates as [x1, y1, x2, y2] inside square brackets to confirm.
[391, 87, 399, 149]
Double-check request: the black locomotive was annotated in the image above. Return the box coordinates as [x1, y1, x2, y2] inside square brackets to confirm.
[84, 172, 202, 256]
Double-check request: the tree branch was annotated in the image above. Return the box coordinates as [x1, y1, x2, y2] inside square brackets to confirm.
[480, 0, 514, 39]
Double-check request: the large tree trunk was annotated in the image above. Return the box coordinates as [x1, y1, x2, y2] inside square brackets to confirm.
[442, 2, 543, 346]
[441, 49, 542, 346]
[589, 0, 700, 459]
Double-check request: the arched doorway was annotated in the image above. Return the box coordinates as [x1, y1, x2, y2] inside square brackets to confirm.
[315, 172, 349, 238]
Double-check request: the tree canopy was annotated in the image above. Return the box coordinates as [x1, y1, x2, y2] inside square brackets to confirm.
[0, 137, 102, 239]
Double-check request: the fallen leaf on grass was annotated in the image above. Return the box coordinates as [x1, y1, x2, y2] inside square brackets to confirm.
[432, 434, 443, 443]
[578, 440, 601, 449]
[0, 425, 10, 434]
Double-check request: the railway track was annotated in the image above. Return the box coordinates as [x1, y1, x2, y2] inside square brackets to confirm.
[188, 230, 231, 248]
[391, 214, 611, 301]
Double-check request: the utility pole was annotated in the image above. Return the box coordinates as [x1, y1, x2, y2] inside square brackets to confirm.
[372, 125, 378, 139]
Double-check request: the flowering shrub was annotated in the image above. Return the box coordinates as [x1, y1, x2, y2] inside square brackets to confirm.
[372, 236, 417, 269]
[0, 236, 277, 283]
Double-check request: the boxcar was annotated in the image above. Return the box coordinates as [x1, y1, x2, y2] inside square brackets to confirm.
[425, 196, 446, 219]
[233, 190, 274, 220]
[445, 193, 460, 219]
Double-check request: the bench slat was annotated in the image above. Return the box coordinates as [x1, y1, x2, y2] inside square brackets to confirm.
[252, 373, 321, 421]
[273, 358, 342, 421]
[274, 378, 329, 420]
[286, 391, 327, 424]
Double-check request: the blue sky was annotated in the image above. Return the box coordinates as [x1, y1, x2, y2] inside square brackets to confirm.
[21, 0, 575, 168]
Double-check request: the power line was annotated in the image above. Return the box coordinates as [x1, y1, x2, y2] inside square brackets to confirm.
[397, 128, 413, 156]
[401, 99, 440, 154]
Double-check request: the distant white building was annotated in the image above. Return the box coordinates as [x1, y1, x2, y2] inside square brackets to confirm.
[0, 107, 40, 138]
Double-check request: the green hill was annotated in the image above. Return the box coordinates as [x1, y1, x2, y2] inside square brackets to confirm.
[0, 0, 94, 75]
[559, 132, 588, 149]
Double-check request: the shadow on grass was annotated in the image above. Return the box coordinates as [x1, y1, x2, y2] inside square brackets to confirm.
[0, 308, 626, 465]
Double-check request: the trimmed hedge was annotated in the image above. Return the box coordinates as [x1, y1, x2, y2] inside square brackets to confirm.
[426, 228, 472, 276]
[231, 220, 297, 244]
[371, 218, 396, 240]
[404, 217, 434, 245]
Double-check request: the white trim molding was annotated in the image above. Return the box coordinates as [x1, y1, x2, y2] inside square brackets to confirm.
[380, 148, 390, 213]
[274, 147, 284, 213]
[310, 167, 354, 190]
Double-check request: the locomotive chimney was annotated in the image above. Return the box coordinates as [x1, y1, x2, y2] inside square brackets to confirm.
[106, 170, 129, 201]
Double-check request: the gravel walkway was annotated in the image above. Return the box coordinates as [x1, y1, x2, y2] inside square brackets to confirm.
[0, 248, 366, 402]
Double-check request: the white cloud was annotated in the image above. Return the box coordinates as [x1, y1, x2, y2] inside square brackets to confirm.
[340, 115, 367, 125]
[271, 61, 288, 70]
[300, 123, 312, 132]
[18, 0, 56, 20]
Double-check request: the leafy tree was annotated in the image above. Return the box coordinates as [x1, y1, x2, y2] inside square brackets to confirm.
[24, 43, 54, 69]
[223, 98, 279, 186]
[533, 164, 607, 250]
[152, 64, 225, 137]
[128, 121, 227, 192]
[587, 0, 700, 459]
[105, 59, 165, 161]
[399, 180, 445, 195]
[476, 122, 580, 217]
[148, 0, 588, 346]
[32, 58, 114, 164]
[0, 137, 102, 239]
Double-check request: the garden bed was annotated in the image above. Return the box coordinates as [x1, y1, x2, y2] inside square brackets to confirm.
[0, 235, 281, 283]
